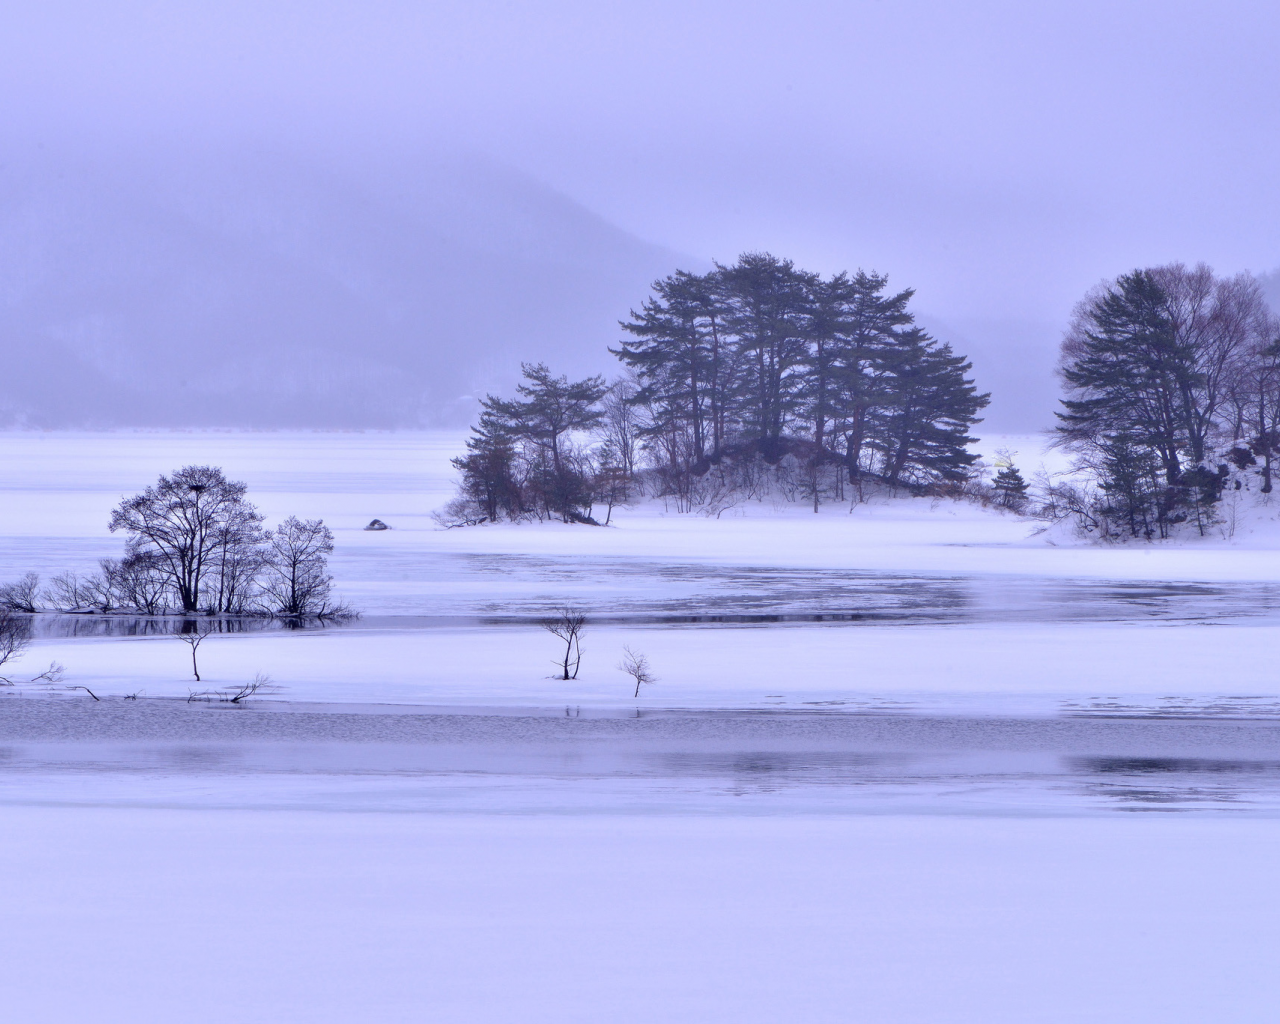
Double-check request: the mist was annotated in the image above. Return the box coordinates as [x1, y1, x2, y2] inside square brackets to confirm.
[0, 142, 680, 426]
[3, 1, 1280, 431]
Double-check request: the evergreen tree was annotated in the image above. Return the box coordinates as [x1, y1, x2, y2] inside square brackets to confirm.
[481, 363, 607, 474]
[451, 420, 521, 522]
[1057, 270, 1194, 488]
[826, 271, 916, 484]
[717, 253, 817, 460]
[1095, 433, 1166, 539]
[613, 269, 730, 465]
[452, 253, 994, 524]
[474, 363, 607, 522]
[614, 253, 987, 492]
[870, 330, 989, 486]
[991, 465, 1029, 510]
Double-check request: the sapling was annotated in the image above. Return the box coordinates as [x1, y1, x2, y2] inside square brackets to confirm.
[618, 645, 657, 698]
[543, 607, 586, 680]
[175, 619, 218, 681]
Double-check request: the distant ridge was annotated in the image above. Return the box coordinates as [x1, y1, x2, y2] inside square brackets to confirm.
[0, 145, 686, 428]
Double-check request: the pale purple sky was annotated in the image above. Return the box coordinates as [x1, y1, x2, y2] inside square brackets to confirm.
[4, 1, 1279, 426]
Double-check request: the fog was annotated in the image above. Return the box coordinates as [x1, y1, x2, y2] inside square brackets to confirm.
[3, 1, 1279, 430]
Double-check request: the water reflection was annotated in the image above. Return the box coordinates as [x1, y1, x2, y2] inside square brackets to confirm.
[29, 614, 345, 639]
[4, 705, 1280, 815]
[337, 551, 1280, 625]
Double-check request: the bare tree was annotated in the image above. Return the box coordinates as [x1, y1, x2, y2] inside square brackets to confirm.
[79, 565, 118, 612]
[599, 375, 644, 478]
[1149, 264, 1261, 466]
[591, 443, 633, 526]
[110, 466, 264, 613]
[101, 547, 170, 613]
[543, 607, 586, 680]
[1225, 308, 1280, 493]
[175, 619, 218, 682]
[1032, 476, 1103, 535]
[44, 571, 88, 611]
[618, 645, 656, 698]
[260, 516, 335, 616]
[0, 573, 40, 612]
[0, 609, 32, 683]
[207, 523, 267, 613]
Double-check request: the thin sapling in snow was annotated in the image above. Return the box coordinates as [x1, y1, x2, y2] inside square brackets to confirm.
[618, 645, 657, 698]
[176, 619, 218, 682]
[544, 607, 587, 680]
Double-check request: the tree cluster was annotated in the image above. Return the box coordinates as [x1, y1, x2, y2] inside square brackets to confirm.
[7, 466, 341, 617]
[448, 252, 990, 522]
[615, 253, 989, 501]
[1055, 263, 1279, 538]
[447, 364, 616, 524]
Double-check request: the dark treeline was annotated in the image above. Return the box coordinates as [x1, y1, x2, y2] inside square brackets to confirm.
[449, 252, 990, 523]
[616, 252, 988, 490]
[0, 466, 344, 617]
[1052, 263, 1280, 539]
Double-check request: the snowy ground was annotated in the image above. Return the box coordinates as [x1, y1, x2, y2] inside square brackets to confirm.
[2, 430, 1280, 1022]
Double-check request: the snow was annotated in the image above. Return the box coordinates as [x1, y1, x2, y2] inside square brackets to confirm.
[2, 809, 1278, 1023]
[3, 429, 1280, 1022]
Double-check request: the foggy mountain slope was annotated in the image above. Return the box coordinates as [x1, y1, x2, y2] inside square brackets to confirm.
[1256, 269, 1280, 319]
[912, 314, 1059, 434]
[0, 148, 686, 428]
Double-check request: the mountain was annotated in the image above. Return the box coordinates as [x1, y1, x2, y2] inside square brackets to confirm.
[1256, 269, 1280, 320]
[0, 145, 685, 427]
[915, 314, 1061, 434]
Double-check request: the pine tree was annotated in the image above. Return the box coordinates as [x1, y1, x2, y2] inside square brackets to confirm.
[613, 270, 730, 464]
[716, 252, 817, 460]
[871, 330, 989, 487]
[451, 421, 520, 522]
[991, 465, 1029, 510]
[826, 271, 916, 484]
[1057, 270, 1195, 488]
[1095, 433, 1166, 539]
[475, 363, 607, 522]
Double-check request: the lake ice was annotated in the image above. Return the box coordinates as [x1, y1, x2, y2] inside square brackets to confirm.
[2, 430, 1278, 1023]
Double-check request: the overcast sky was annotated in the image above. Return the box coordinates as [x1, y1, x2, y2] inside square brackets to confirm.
[4, 1, 1280, 425]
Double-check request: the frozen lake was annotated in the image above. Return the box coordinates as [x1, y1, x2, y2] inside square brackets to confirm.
[4, 428, 1280, 711]
[3, 431, 1280, 1022]
[6, 698, 1280, 817]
